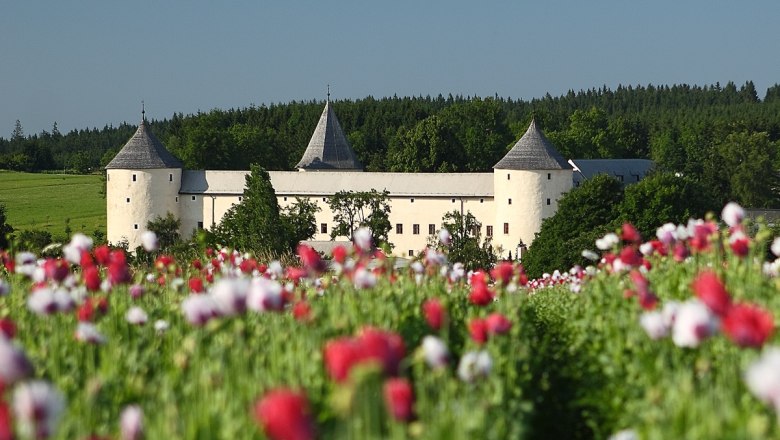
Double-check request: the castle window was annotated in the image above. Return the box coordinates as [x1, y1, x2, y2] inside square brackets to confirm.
[126, 198, 130, 203]
[636, 175, 640, 182]
[133, 224, 138, 230]
[480, 198, 484, 203]
[451, 198, 455, 203]
[508, 198, 512, 205]
[284, 197, 287, 201]
[238, 197, 243, 201]
[410, 198, 414, 203]
[396, 224, 403, 234]
[507, 174, 510, 180]
[175, 197, 178, 202]
[132, 174, 136, 182]
[322, 197, 327, 202]
[617, 175, 624, 182]
[429, 224, 435, 235]
[321, 223, 328, 234]
[486, 225, 493, 237]
[413, 224, 420, 235]
[547, 173, 551, 180]
[169, 174, 173, 182]
[408, 250, 414, 257]
[547, 198, 551, 205]
[472, 225, 480, 235]
[197, 222, 204, 229]
[504, 223, 509, 234]
[191, 196, 196, 201]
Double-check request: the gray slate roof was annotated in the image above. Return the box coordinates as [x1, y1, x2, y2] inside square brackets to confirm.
[493, 119, 571, 170]
[295, 101, 363, 170]
[105, 120, 183, 169]
[180, 170, 494, 197]
[570, 159, 654, 186]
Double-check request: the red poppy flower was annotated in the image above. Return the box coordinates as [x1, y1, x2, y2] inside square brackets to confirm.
[722, 303, 774, 348]
[692, 271, 731, 317]
[384, 378, 414, 422]
[254, 389, 316, 440]
[422, 299, 446, 331]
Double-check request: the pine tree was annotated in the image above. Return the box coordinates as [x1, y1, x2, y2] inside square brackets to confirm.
[213, 164, 290, 257]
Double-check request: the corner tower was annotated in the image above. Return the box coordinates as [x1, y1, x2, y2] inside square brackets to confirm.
[296, 96, 363, 171]
[493, 119, 572, 257]
[105, 112, 183, 249]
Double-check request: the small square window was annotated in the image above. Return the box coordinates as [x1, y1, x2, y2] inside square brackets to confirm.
[126, 198, 130, 203]
[451, 198, 455, 203]
[480, 198, 484, 203]
[546, 198, 551, 205]
[410, 198, 414, 203]
[321, 223, 328, 234]
[408, 250, 414, 257]
[486, 225, 493, 237]
[508, 198, 512, 205]
[169, 174, 173, 182]
[132, 174, 136, 182]
[504, 223, 509, 234]
[197, 221, 204, 229]
[322, 197, 327, 202]
[396, 224, 403, 234]
[238, 196, 243, 201]
[133, 224, 138, 230]
[191, 196, 196, 201]
[429, 224, 435, 235]
[413, 224, 420, 235]
[284, 197, 288, 201]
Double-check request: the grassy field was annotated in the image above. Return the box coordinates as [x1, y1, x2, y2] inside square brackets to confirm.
[0, 171, 105, 238]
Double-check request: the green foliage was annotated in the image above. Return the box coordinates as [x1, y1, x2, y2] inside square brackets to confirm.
[328, 190, 392, 248]
[280, 197, 320, 245]
[716, 131, 780, 208]
[146, 212, 182, 250]
[617, 172, 719, 237]
[523, 174, 624, 278]
[437, 210, 497, 271]
[16, 228, 53, 251]
[212, 165, 290, 257]
[0, 202, 14, 249]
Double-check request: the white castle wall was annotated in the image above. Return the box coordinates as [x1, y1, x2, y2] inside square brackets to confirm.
[106, 168, 181, 248]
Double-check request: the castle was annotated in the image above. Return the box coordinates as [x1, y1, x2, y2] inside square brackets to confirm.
[106, 100, 652, 258]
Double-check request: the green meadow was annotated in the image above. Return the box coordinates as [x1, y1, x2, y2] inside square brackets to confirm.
[0, 171, 105, 238]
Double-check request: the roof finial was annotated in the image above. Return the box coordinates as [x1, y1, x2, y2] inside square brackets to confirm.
[141, 100, 146, 123]
[327, 84, 330, 102]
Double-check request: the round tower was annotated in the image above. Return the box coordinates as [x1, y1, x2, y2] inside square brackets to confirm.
[105, 114, 183, 250]
[493, 119, 573, 258]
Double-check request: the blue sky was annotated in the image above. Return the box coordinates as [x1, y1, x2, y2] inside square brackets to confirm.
[2, 1, 778, 135]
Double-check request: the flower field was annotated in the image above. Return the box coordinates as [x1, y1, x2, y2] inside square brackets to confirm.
[1, 204, 780, 439]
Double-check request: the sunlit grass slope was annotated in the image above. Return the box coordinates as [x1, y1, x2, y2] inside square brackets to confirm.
[0, 171, 105, 238]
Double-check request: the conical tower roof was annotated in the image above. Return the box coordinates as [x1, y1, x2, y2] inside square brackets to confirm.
[106, 119, 183, 169]
[296, 100, 363, 170]
[493, 119, 571, 170]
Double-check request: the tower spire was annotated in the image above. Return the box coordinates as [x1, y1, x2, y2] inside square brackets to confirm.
[327, 84, 330, 102]
[141, 100, 146, 123]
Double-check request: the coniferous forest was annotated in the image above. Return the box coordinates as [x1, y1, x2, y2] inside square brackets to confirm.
[2, 81, 780, 208]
